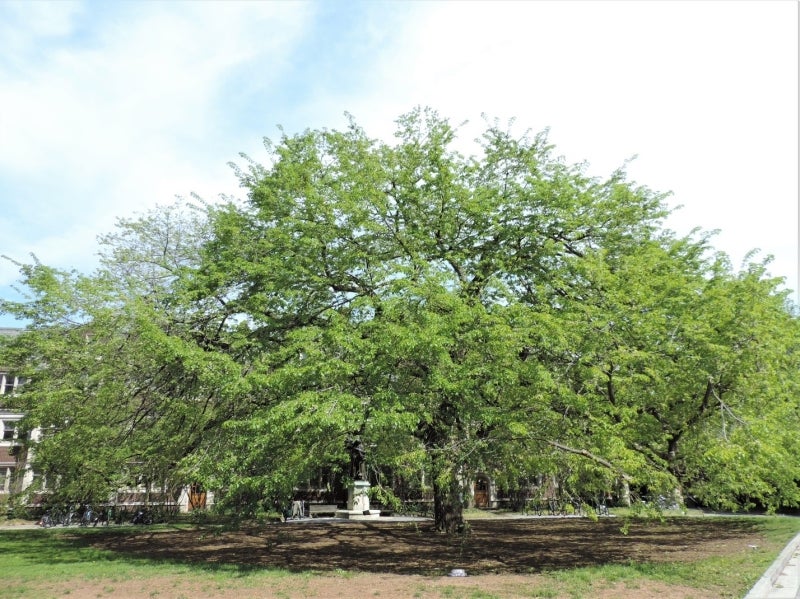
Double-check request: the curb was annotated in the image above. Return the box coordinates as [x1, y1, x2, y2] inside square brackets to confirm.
[744, 532, 800, 599]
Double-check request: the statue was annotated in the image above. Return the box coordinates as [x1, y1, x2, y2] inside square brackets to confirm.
[336, 435, 381, 519]
[346, 436, 367, 481]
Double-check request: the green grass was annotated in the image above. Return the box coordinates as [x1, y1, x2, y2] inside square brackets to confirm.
[540, 515, 800, 598]
[0, 525, 298, 598]
[1, 516, 798, 598]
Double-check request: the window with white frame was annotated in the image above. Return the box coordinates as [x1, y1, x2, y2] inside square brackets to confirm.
[1, 373, 20, 395]
[1, 419, 20, 441]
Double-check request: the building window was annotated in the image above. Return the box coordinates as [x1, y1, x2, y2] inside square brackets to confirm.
[1, 374, 18, 395]
[1, 421, 18, 441]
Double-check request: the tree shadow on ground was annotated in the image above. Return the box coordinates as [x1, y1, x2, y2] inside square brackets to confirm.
[66, 517, 771, 576]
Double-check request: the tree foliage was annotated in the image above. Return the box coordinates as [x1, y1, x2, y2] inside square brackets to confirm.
[2, 109, 798, 530]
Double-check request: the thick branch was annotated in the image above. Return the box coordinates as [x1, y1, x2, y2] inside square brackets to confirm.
[546, 439, 633, 482]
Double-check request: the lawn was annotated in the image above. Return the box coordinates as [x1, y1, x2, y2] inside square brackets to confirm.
[1, 514, 797, 598]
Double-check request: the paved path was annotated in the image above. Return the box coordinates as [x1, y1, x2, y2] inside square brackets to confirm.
[745, 532, 800, 599]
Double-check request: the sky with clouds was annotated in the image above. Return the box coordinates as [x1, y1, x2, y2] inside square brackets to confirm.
[1, 0, 797, 327]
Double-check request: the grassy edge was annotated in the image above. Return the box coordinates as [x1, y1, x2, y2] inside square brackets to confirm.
[1, 515, 798, 598]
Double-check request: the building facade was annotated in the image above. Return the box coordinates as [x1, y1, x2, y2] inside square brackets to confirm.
[0, 328, 34, 497]
[1, 327, 212, 513]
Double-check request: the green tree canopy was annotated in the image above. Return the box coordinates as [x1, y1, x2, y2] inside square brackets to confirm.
[2, 109, 797, 531]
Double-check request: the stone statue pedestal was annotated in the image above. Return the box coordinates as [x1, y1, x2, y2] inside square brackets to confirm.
[335, 480, 381, 520]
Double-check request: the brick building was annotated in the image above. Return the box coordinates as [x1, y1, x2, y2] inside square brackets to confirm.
[0, 327, 33, 497]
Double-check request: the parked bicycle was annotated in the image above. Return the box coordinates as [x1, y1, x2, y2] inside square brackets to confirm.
[80, 505, 97, 527]
[566, 496, 586, 516]
[60, 506, 77, 526]
[94, 507, 110, 526]
[547, 497, 565, 516]
[38, 511, 54, 528]
[522, 497, 543, 516]
[594, 494, 610, 516]
[131, 509, 153, 525]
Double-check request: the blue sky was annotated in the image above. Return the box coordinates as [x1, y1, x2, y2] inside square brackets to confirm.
[1, 1, 797, 327]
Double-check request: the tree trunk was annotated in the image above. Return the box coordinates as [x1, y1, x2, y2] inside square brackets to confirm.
[618, 479, 631, 507]
[431, 457, 464, 534]
[422, 400, 466, 534]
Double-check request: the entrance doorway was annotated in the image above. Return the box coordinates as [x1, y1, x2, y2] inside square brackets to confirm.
[188, 483, 206, 510]
[474, 476, 490, 508]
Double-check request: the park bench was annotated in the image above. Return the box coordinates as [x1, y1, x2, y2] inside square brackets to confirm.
[308, 503, 339, 517]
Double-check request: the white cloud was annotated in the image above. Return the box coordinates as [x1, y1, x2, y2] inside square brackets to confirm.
[0, 1, 315, 287]
[0, 0, 84, 64]
[0, 0, 796, 320]
[342, 0, 798, 292]
[2, 2, 311, 173]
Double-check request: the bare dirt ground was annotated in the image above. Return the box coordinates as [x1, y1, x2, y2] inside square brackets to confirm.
[29, 572, 713, 599]
[14, 516, 778, 598]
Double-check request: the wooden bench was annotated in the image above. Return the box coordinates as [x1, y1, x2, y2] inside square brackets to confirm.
[308, 504, 339, 517]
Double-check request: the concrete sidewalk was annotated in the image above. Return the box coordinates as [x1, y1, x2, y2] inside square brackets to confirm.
[745, 532, 800, 599]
